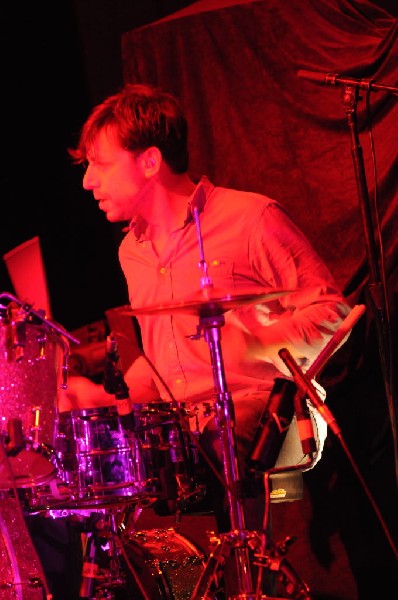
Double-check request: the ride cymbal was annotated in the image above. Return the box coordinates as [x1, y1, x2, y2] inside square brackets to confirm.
[126, 286, 297, 316]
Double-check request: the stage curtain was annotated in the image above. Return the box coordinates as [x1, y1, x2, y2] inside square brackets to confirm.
[121, 0, 398, 299]
[121, 2, 398, 593]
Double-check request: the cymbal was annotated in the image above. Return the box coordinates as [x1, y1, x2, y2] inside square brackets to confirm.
[125, 286, 296, 317]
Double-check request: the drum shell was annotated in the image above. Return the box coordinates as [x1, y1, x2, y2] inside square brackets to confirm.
[120, 528, 204, 600]
[0, 318, 65, 449]
[0, 316, 66, 490]
[0, 496, 47, 599]
[55, 406, 148, 506]
[131, 402, 201, 502]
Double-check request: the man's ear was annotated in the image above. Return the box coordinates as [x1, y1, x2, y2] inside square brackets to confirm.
[141, 147, 161, 175]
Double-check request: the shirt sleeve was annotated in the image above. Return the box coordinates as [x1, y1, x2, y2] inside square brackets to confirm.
[124, 354, 168, 402]
[229, 201, 352, 374]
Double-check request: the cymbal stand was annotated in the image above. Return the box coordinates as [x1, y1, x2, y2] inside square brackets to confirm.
[189, 313, 314, 600]
[189, 309, 256, 599]
[189, 207, 310, 599]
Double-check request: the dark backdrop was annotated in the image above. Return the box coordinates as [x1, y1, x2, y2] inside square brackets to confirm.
[0, 0, 198, 331]
[1, 1, 397, 597]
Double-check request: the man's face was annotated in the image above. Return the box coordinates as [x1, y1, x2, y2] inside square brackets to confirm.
[82, 127, 149, 223]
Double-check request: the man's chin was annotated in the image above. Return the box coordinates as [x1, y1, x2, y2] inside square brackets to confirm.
[103, 211, 120, 222]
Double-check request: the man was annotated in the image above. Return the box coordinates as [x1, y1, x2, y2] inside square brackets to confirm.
[66, 82, 351, 596]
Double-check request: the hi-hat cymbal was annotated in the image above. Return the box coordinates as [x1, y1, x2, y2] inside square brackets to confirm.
[125, 286, 296, 317]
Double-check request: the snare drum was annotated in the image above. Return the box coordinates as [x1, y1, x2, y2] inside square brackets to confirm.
[55, 406, 150, 508]
[0, 307, 66, 490]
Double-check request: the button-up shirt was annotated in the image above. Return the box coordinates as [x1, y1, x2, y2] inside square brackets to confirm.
[119, 176, 350, 416]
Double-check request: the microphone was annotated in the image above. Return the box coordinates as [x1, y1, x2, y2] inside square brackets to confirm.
[297, 69, 373, 89]
[103, 335, 127, 396]
[293, 390, 317, 456]
[104, 334, 119, 367]
[246, 377, 297, 472]
[297, 70, 398, 95]
[103, 334, 134, 430]
[279, 348, 341, 437]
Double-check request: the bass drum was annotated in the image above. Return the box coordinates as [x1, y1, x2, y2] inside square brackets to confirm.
[117, 528, 205, 600]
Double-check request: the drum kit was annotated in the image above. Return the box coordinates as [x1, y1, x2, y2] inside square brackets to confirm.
[0, 287, 315, 600]
[0, 279, 314, 599]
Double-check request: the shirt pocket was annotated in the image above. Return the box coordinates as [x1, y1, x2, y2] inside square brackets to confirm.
[207, 259, 235, 290]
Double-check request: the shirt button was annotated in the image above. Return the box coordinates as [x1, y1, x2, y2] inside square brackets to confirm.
[175, 379, 183, 385]
[160, 267, 167, 274]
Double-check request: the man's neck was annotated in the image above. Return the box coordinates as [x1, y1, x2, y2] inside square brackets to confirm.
[144, 173, 196, 254]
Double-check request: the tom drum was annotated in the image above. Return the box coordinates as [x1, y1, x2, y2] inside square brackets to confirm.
[0, 306, 67, 490]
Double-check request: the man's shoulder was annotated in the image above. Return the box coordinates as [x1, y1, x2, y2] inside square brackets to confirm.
[212, 183, 280, 213]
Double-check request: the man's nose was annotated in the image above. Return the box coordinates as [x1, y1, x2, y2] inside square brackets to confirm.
[82, 165, 98, 190]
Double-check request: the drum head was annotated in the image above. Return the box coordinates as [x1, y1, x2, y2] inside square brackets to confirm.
[0, 445, 58, 490]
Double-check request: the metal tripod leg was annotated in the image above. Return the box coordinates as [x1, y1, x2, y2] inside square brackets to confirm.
[190, 527, 312, 600]
[190, 529, 264, 600]
[189, 534, 228, 599]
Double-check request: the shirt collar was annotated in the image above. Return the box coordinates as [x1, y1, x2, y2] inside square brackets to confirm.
[128, 175, 213, 241]
[183, 176, 210, 226]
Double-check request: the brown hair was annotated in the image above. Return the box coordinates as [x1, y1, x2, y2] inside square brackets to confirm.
[69, 83, 189, 173]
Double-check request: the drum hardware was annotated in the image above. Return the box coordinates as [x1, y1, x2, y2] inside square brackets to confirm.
[251, 530, 312, 600]
[0, 292, 80, 346]
[30, 407, 43, 448]
[77, 512, 207, 600]
[78, 509, 144, 599]
[11, 309, 27, 362]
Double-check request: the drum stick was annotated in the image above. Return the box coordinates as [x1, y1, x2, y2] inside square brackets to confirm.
[306, 304, 366, 380]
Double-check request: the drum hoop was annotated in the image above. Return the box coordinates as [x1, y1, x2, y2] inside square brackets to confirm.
[70, 406, 118, 418]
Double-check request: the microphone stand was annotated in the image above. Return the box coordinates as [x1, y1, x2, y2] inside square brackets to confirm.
[279, 347, 398, 561]
[0, 291, 78, 391]
[338, 82, 397, 483]
[296, 72, 398, 483]
[0, 291, 80, 345]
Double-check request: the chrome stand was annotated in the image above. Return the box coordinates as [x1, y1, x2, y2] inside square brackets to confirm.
[186, 309, 313, 600]
[190, 311, 254, 598]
